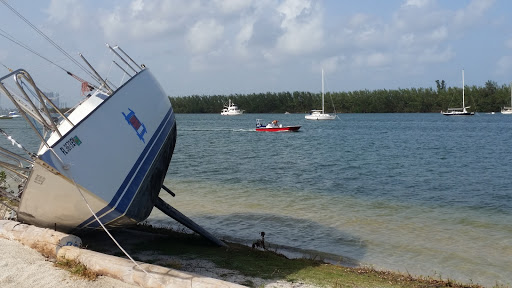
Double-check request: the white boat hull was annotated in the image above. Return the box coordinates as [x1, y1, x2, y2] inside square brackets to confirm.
[442, 111, 474, 116]
[305, 69, 337, 120]
[442, 70, 474, 116]
[220, 111, 243, 116]
[220, 99, 243, 115]
[501, 108, 512, 114]
[17, 69, 177, 232]
[305, 113, 336, 120]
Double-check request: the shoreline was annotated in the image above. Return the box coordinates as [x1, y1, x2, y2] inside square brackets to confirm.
[0, 220, 504, 288]
[0, 237, 137, 288]
[0, 220, 315, 287]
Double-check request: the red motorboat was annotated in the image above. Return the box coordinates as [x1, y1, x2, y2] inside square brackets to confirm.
[255, 119, 301, 132]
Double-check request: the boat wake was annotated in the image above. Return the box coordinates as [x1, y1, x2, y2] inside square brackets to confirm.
[180, 128, 254, 132]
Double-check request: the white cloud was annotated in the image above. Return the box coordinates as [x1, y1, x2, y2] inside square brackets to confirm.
[399, 33, 415, 47]
[186, 19, 225, 54]
[427, 26, 448, 42]
[340, 13, 390, 49]
[367, 52, 392, 67]
[454, 0, 494, 28]
[234, 21, 254, 58]
[348, 13, 370, 27]
[352, 52, 391, 68]
[274, 0, 324, 55]
[506, 38, 512, 49]
[318, 56, 342, 74]
[130, 0, 145, 17]
[417, 46, 455, 63]
[12, 0, 505, 98]
[99, 0, 204, 41]
[402, 0, 433, 9]
[496, 55, 512, 75]
[214, 0, 253, 14]
[45, 0, 84, 29]
[262, 49, 279, 64]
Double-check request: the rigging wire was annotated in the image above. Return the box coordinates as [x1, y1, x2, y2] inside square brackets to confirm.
[0, 60, 12, 72]
[0, 0, 100, 90]
[0, 128, 34, 157]
[0, 28, 60, 71]
[48, 149, 158, 282]
[0, 2, 159, 281]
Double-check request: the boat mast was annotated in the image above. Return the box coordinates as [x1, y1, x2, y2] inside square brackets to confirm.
[462, 69, 465, 111]
[322, 69, 325, 114]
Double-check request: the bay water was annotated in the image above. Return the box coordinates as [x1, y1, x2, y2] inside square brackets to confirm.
[1, 113, 510, 287]
[151, 113, 511, 287]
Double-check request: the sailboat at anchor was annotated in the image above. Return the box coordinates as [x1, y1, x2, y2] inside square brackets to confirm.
[501, 82, 512, 114]
[442, 69, 474, 116]
[305, 69, 336, 120]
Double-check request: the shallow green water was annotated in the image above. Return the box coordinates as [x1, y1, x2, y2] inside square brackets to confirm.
[150, 113, 512, 287]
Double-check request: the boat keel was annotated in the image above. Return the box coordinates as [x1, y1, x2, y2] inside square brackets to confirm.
[154, 197, 226, 247]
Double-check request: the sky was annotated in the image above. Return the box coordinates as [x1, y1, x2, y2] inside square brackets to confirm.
[0, 0, 511, 107]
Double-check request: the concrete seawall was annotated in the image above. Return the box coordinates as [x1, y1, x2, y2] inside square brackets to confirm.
[0, 220, 245, 288]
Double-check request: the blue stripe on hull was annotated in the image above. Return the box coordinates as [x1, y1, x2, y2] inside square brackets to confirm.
[77, 107, 175, 229]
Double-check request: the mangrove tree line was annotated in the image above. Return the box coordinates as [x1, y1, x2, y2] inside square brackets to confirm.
[169, 80, 511, 113]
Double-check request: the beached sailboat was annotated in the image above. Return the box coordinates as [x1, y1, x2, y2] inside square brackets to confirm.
[501, 82, 512, 114]
[0, 2, 224, 247]
[0, 45, 178, 232]
[305, 69, 336, 120]
[0, 46, 224, 246]
[442, 69, 474, 116]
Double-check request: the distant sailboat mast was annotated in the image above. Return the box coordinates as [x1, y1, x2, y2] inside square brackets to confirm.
[322, 69, 325, 114]
[442, 68, 474, 116]
[462, 69, 465, 112]
[305, 68, 336, 120]
[500, 81, 512, 114]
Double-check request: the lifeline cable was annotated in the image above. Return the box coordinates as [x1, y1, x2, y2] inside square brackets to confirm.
[0, 121, 159, 282]
[0, 0, 95, 79]
[0, 128, 34, 157]
[47, 148, 158, 281]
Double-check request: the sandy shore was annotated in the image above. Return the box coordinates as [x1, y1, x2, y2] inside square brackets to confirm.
[0, 237, 137, 288]
[0, 235, 319, 288]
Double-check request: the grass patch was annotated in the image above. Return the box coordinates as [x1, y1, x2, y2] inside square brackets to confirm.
[0, 195, 18, 207]
[132, 233, 490, 288]
[54, 258, 98, 280]
[137, 236, 321, 279]
[284, 265, 490, 288]
[79, 224, 505, 288]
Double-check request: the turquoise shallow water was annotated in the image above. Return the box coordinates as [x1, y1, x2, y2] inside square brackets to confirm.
[1, 113, 510, 287]
[150, 113, 512, 287]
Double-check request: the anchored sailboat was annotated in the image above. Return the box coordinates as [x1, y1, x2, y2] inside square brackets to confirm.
[501, 82, 512, 114]
[442, 69, 474, 116]
[305, 69, 336, 120]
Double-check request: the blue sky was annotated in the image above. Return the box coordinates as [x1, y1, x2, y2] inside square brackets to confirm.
[0, 0, 511, 107]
